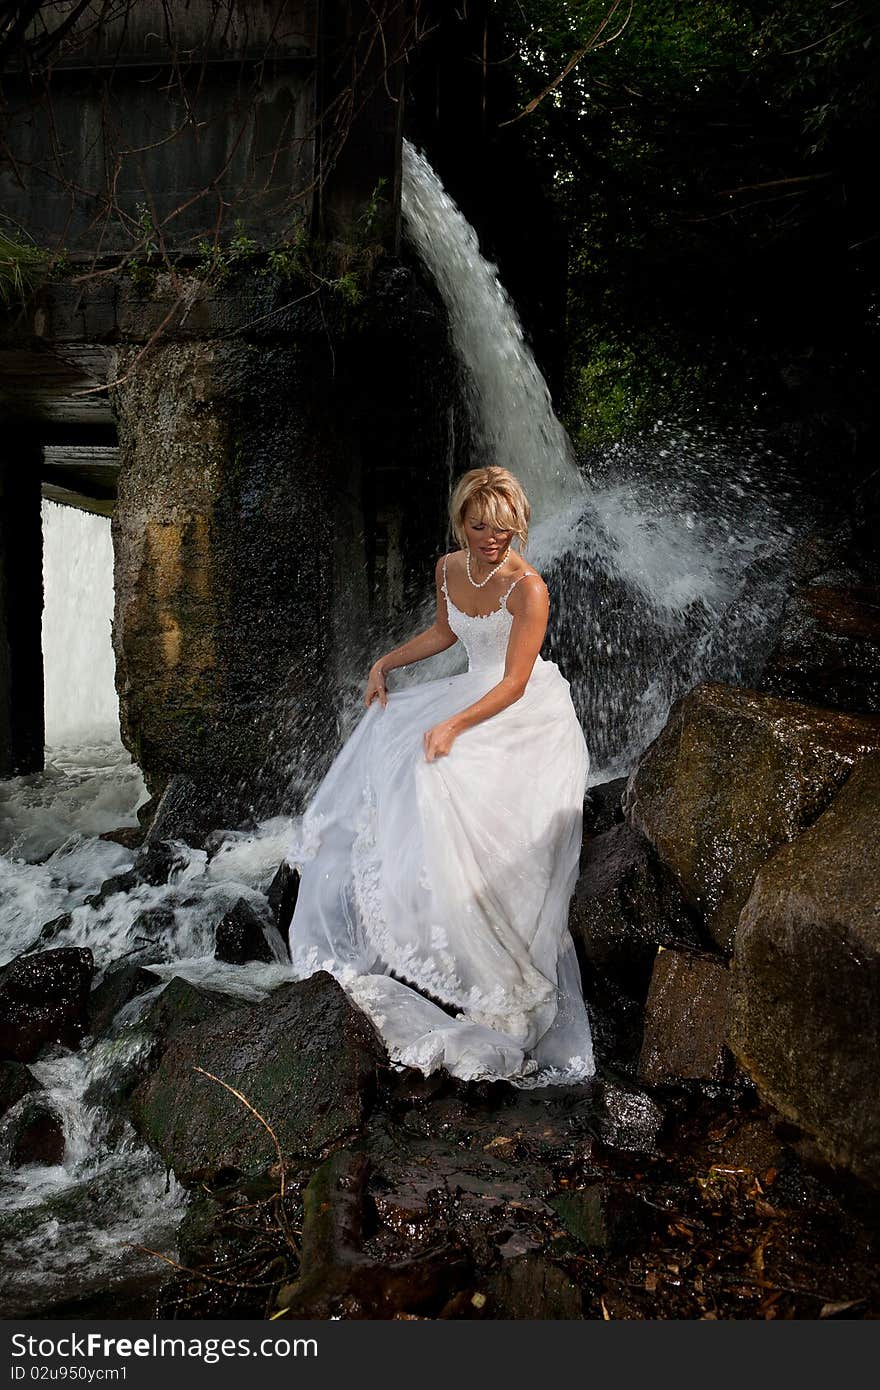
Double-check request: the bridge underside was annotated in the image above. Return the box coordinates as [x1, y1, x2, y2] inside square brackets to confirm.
[0, 346, 118, 516]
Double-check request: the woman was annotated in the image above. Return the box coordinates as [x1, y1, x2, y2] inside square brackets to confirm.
[286, 466, 594, 1086]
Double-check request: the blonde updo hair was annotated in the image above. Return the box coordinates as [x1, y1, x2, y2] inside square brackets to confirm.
[448, 467, 531, 552]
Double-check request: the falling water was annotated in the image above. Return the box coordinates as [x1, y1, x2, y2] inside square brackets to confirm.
[401, 141, 796, 776]
[42, 500, 120, 745]
[401, 143, 586, 530]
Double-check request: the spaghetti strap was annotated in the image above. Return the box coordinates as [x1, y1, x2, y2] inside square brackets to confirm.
[502, 569, 538, 602]
[441, 552, 449, 596]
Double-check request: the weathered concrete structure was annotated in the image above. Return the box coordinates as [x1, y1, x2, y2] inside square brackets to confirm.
[0, 1, 453, 811]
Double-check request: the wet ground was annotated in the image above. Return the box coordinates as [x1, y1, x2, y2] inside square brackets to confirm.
[133, 1066, 880, 1321]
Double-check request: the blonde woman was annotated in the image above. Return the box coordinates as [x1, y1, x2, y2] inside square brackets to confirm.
[286, 466, 594, 1085]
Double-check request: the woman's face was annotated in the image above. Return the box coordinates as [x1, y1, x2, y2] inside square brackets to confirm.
[463, 506, 515, 561]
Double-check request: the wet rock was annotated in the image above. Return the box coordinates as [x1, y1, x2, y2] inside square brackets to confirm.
[483, 1255, 583, 1319]
[5, 1095, 65, 1168]
[142, 775, 245, 851]
[133, 839, 188, 885]
[82, 1029, 163, 1110]
[638, 949, 731, 1087]
[129, 905, 176, 941]
[624, 682, 880, 951]
[274, 1149, 470, 1319]
[583, 777, 628, 836]
[759, 583, 880, 715]
[0, 948, 95, 1062]
[595, 1081, 665, 1154]
[130, 973, 384, 1184]
[550, 1183, 649, 1252]
[85, 838, 188, 908]
[213, 898, 285, 965]
[580, 969, 648, 1076]
[569, 824, 700, 988]
[717, 1113, 786, 1177]
[729, 751, 880, 1187]
[0, 1061, 40, 1119]
[88, 962, 164, 1038]
[267, 862, 300, 934]
[22, 913, 73, 954]
[99, 826, 146, 851]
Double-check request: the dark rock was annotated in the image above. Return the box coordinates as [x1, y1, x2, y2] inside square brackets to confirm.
[213, 898, 283, 965]
[129, 906, 176, 941]
[483, 1255, 583, 1319]
[729, 751, 880, 1187]
[717, 1114, 786, 1177]
[580, 968, 647, 1076]
[129, 973, 385, 1184]
[98, 826, 146, 851]
[142, 775, 245, 850]
[22, 914, 73, 954]
[583, 777, 628, 836]
[595, 1081, 665, 1154]
[0, 948, 95, 1062]
[759, 583, 880, 715]
[638, 949, 731, 1087]
[550, 1183, 650, 1252]
[5, 1096, 65, 1168]
[85, 839, 187, 908]
[624, 682, 880, 951]
[133, 840, 187, 885]
[174, 1194, 227, 1269]
[569, 824, 700, 989]
[84, 872, 138, 909]
[88, 962, 164, 1038]
[267, 862, 300, 934]
[0, 1060, 40, 1118]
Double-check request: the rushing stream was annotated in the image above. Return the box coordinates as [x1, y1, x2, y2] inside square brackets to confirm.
[0, 151, 799, 1315]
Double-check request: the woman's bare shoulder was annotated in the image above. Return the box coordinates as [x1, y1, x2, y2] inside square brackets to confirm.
[508, 564, 549, 609]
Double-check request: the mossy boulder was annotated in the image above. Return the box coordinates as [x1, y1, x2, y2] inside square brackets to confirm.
[728, 752, 880, 1186]
[624, 682, 880, 951]
[129, 973, 385, 1185]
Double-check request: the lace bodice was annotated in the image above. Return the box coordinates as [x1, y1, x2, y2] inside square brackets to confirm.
[442, 553, 537, 673]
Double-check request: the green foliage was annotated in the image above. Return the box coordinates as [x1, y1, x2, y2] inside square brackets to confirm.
[493, 0, 879, 443]
[126, 201, 160, 292]
[193, 180, 388, 311]
[196, 217, 262, 284]
[0, 221, 49, 308]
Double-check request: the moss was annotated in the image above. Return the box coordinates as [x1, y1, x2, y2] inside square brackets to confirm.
[0, 223, 49, 308]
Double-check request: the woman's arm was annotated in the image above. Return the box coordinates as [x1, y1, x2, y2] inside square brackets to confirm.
[423, 574, 549, 760]
[366, 556, 459, 708]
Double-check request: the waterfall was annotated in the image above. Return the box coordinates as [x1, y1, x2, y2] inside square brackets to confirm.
[401, 143, 585, 532]
[42, 500, 121, 746]
[401, 140, 796, 777]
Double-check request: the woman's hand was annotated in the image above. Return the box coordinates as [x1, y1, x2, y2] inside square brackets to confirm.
[365, 661, 389, 709]
[423, 720, 459, 762]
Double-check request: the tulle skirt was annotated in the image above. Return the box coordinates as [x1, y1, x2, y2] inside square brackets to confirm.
[286, 656, 595, 1086]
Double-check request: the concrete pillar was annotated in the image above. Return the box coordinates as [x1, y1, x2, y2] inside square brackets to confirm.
[109, 337, 338, 816]
[0, 439, 45, 776]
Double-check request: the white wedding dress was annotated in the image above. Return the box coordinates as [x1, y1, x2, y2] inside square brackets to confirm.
[285, 554, 595, 1086]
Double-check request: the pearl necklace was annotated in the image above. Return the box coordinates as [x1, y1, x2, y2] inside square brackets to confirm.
[466, 544, 512, 588]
